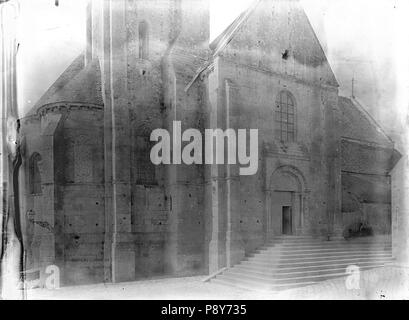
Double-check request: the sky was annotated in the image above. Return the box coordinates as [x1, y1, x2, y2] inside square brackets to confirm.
[10, 0, 409, 147]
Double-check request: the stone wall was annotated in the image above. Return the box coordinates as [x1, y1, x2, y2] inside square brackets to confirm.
[20, 0, 400, 286]
[391, 155, 409, 264]
[124, 0, 209, 277]
[212, 55, 338, 248]
[53, 107, 105, 285]
[341, 139, 395, 235]
[20, 115, 56, 285]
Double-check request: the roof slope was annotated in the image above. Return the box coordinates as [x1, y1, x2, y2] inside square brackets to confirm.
[170, 46, 209, 78]
[27, 55, 103, 116]
[209, 0, 338, 87]
[338, 96, 393, 147]
[209, 0, 260, 54]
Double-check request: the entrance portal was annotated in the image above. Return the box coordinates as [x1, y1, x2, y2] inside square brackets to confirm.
[267, 165, 307, 237]
[282, 206, 292, 235]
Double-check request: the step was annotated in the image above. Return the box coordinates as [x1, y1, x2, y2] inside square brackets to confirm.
[242, 252, 392, 265]
[211, 276, 319, 292]
[252, 247, 391, 256]
[268, 235, 390, 240]
[234, 259, 392, 275]
[244, 252, 392, 264]
[268, 238, 390, 243]
[214, 273, 272, 290]
[211, 278, 258, 292]
[210, 236, 393, 292]
[226, 264, 384, 281]
[276, 240, 392, 245]
[221, 270, 348, 285]
[258, 243, 392, 250]
[260, 241, 391, 249]
[247, 250, 392, 262]
[252, 248, 391, 258]
[217, 271, 347, 286]
[269, 235, 391, 241]
[259, 244, 391, 251]
[241, 255, 393, 269]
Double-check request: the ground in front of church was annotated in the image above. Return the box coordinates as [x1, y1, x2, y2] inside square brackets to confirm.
[25, 265, 409, 300]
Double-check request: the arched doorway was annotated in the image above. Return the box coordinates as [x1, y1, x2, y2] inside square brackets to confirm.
[266, 166, 308, 236]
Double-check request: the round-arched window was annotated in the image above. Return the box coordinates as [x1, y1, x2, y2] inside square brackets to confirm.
[138, 20, 149, 60]
[275, 91, 296, 142]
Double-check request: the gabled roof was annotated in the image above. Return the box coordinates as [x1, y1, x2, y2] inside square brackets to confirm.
[338, 96, 393, 147]
[207, 0, 338, 87]
[26, 54, 103, 117]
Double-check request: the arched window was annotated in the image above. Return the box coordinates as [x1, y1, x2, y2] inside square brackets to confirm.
[138, 21, 149, 60]
[29, 153, 42, 195]
[275, 91, 296, 142]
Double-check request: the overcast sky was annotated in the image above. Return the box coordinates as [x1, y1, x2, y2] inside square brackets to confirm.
[13, 0, 409, 145]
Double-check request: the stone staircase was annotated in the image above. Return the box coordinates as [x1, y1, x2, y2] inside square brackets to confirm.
[210, 235, 393, 292]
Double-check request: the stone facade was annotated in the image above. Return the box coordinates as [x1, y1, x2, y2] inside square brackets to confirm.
[20, 0, 400, 286]
[391, 154, 409, 265]
[338, 97, 400, 236]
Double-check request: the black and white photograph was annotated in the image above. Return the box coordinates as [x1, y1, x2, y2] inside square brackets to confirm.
[0, 0, 409, 303]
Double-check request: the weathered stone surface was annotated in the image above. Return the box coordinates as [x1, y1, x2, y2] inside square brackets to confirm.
[19, 0, 400, 286]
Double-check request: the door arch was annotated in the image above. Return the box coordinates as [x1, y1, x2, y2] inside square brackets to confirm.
[266, 165, 308, 236]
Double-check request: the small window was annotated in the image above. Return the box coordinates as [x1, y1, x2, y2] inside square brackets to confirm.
[275, 91, 296, 142]
[138, 21, 149, 60]
[29, 153, 42, 195]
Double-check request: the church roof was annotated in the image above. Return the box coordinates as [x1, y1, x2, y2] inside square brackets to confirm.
[338, 96, 393, 147]
[26, 54, 103, 117]
[207, 0, 338, 88]
[209, 0, 260, 55]
[171, 47, 208, 78]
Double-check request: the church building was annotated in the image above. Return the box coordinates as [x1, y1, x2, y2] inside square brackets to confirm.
[19, 0, 399, 286]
